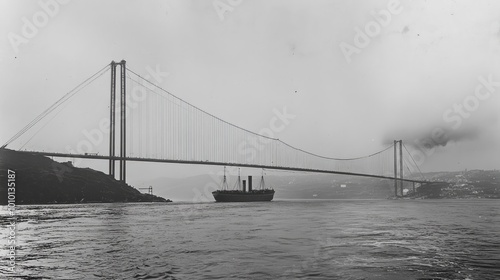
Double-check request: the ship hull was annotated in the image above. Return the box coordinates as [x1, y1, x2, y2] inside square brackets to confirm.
[212, 191, 274, 202]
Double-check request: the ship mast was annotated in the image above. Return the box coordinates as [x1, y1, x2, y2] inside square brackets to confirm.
[233, 168, 241, 191]
[238, 168, 242, 191]
[221, 166, 229, 190]
[259, 169, 265, 190]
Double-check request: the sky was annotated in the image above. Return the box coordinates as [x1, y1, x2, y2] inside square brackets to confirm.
[1, 0, 499, 183]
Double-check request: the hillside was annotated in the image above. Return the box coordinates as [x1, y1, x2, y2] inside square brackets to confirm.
[0, 149, 170, 204]
[416, 169, 500, 199]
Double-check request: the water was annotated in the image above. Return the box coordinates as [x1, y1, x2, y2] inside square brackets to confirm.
[1, 199, 499, 279]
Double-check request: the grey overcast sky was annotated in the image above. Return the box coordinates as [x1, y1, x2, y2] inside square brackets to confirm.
[1, 0, 499, 181]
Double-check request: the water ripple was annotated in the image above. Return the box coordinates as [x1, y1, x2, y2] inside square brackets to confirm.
[1, 199, 499, 279]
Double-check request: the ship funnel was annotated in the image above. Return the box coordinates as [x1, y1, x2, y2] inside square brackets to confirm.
[248, 176, 253, 192]
[243, 180, 246, 192]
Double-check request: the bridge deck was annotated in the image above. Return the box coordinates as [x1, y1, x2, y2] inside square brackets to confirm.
[20, 150, 433, 184]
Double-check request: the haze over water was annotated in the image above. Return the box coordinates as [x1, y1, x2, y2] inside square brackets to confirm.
[1, 199, 499, 279]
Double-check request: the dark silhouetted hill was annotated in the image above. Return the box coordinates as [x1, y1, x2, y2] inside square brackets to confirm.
[0, 148, 170, 204]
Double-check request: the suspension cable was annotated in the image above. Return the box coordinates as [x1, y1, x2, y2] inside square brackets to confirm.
[126, 66, 395, 161]
[2, 63, 111, 148]
[403, 143, 425, 180]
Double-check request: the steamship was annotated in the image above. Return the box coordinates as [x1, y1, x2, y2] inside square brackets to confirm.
[212, 168, 275, 202]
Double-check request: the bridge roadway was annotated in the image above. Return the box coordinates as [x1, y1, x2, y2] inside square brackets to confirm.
[20, 150, 433, 184]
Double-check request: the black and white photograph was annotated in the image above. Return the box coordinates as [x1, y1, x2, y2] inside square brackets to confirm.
[1, 0, 499, 279]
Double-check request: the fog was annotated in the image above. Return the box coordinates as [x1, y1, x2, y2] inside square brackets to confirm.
[1, 0, 499, 180]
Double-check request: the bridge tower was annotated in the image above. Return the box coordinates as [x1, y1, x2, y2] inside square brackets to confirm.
[399, 139, 403, 196]
[394, 140, 397, 196]
[109, 61, 116, 178]
[393, 140, 404, 197]
[109, 60, 127, 182]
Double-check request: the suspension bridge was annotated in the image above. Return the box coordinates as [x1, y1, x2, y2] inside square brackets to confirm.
[2, 60, 434, 197]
